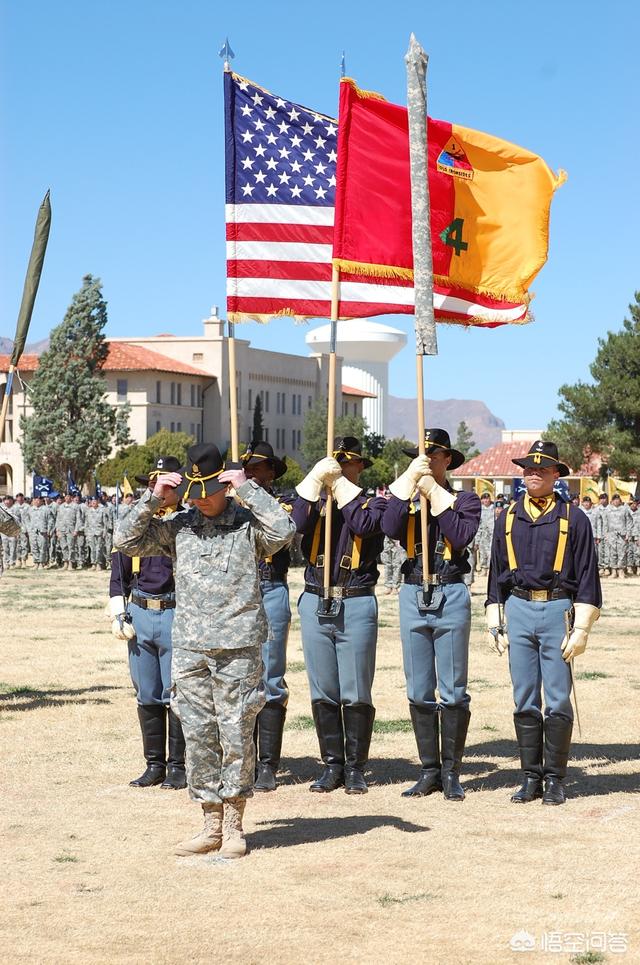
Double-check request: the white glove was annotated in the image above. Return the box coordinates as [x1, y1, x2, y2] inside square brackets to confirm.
[296, 457, 343, 502]
[416, 476, 457, 516]
[389, 455, 431, 501]
[561, 602, 600, 662]
[111, 616, 136, 641]
[109, 595, 136, 641]
[486, 602, 508, 656]
[331, 476, 363, 510]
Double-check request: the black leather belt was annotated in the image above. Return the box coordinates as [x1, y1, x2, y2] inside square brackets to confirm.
[131, 594, 176, 610]
[403, 574, 464, 586]
[304, 584, 374, 599]
[260, 578, 287, 587]
[511, 587, 572, 602]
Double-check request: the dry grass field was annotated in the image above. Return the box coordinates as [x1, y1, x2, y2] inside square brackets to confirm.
[1, 564, 638, 965]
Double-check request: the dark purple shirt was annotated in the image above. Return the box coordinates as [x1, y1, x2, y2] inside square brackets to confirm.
[382, 488, 480, 581]
[486, 495, 602, 606]
[110, 551, 175, 598]
[292, 492, 387, 588]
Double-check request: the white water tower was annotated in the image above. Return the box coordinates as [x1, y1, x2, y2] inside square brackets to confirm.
[306, 319, 407, 436]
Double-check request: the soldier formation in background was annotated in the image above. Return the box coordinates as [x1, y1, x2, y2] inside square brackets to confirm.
[4, 430, 635, 855]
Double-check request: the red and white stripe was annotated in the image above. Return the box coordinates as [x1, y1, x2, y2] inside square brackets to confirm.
[225, 203, 527, 325]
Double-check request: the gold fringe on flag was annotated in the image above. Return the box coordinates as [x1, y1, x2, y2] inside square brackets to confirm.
[341, 77, 388, 102]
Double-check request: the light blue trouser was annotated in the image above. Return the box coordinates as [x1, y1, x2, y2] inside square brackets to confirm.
[298, 591, 378, 705]
[505, 595, 573, 720]
[127, 591, 175, 706]
[398, 582, 471, 709]
[260, 581, 291, 706]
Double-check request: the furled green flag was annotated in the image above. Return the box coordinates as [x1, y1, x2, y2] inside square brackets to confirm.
[10, 190, 52, 366]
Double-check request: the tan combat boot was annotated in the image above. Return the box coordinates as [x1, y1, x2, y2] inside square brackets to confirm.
[174, 803, 223, 856]
[219, 797, 247, 859]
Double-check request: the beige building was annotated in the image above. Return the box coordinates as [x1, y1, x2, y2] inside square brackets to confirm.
[0, 309, 373, 495]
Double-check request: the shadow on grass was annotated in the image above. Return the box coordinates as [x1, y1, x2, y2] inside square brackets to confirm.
[0, 684, 126, 713]
[251, 813, 430, 850]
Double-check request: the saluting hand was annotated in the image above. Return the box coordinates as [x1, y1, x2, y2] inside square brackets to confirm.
[152, 471, 183, 503]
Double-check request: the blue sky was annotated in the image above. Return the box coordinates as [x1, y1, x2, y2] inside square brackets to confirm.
[2, 0, 638, 431]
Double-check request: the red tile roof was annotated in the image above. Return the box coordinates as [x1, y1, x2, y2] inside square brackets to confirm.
[341, 384, 377, 398]
[1, 343, 214, 378]
[452, 441, 532, 478]
[453, 441, 600, 478]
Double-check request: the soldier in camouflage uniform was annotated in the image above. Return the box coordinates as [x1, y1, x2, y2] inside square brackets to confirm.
[72, 495, 87, 568]
[380, 535, 407, 594]
[594, 493, 610, 574]
[0, 504, 21, 577]
[85, 498, 107, 569]
[115, 442, 296, 859]
[56, 494, 79, 570]
[118, 492, 135, 522]
[579, 495, 598, 540]
[629, 498, 640, 574]
[605, 493, 633, 578]
[242, 442, 292, 792]
[28, 496, 52, 569]
[474, 492, 495, 574]
[1, 496, 18, 568]
[13, 494, 30, 567]
[46, 496, 61, 567]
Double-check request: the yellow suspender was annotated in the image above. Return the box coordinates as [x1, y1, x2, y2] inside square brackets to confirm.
[505, 502, 570, 573]
[443, 538, 452, 561]
[553, 504, 570, 573]
[407, 502, 417, 559]
[310, 517, 323, 566]
[132, 556, 140, 574]
[505, 505, 517, 571]
[351, 536, 362, 569]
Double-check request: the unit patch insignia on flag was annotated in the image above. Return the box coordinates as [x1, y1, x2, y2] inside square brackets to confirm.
[436, 137, 474, 181]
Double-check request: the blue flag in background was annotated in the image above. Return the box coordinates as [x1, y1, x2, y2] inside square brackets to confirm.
[33, 474, 55, 497]
[512, 477, 570, 502]
[67, 469, 81, 496]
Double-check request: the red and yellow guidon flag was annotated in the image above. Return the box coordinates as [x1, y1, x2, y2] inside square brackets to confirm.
[333, 79, 566, 327]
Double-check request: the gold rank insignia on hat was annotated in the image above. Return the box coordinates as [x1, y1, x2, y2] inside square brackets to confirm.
[192, 465, 200, 476]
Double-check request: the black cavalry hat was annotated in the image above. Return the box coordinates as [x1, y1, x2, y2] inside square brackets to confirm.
[402, 428, 465, 471]
[135, 455, 183, 486]
[175, 443, 228, 500]
[241, 441, 287, 480]
[333, 436, 372, 470]
[512, 440, 570, 477]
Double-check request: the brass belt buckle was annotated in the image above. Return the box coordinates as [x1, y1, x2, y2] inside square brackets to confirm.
[331, 587, 344, 600]
[147, 599, 163, 610]
[530, 590, 548, 602]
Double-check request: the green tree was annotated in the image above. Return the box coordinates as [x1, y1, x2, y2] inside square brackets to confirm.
[20, 274, 129, 487]
[276, 456, 304, 491]
[145, 429, 194, 465]
[454, 421, 480, 461]
[546, 292, 640, 476]
[252, 395, 264, 446]
[301, 398, 370, 468]
[96, 444, 154, 487]
[364, 431, 386, 458]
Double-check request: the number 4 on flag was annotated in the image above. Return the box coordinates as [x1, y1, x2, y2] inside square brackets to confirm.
[440, 217, 468, 256]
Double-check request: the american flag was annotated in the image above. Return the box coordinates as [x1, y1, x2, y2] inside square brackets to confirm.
[224, 71, 414, 322]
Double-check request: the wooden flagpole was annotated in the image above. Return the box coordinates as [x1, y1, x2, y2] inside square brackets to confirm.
[227, 320, 240, 462]
[406, 34, 438, 593]
[322, 265, 340, 602]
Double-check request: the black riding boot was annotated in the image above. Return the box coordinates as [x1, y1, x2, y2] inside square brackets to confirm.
[511, 712, 543, 803]
[161, 708, 187, 789]
[440, 705, 470, 801]
[130, 705, 166, 787]
[254, 703, 287, 792]
[542, 715, 573, 805]
[343, 703, 375, 794]
[402, 704, 442, 797]
[309, 700, 345, 792]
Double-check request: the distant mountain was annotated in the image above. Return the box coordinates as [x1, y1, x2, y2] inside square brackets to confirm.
[0, 336, 50, 356]
[387, 397, 505, 452]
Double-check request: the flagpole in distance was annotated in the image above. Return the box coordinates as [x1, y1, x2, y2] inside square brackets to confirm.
[405, 34, 438, 590]
[219, 39, 240, 463]
[0, 191, 51, 446]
